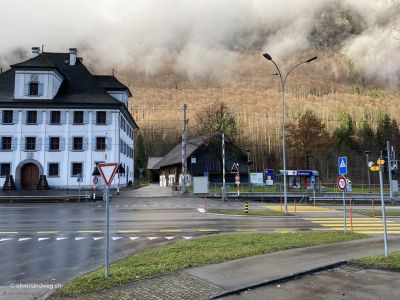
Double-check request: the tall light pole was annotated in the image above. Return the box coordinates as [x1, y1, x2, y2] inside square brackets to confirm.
[262, 53, 317, 214]
[365, 150, 371, 193]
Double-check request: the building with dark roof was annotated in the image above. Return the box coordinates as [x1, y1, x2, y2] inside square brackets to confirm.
[154, 135, 247, 187]
[0, 47, 138, 190]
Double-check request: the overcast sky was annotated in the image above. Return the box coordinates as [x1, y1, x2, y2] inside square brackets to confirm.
[0, 0, 399, 85]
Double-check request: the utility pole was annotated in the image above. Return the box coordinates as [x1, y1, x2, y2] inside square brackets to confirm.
[378, 159, 388, 256]
[182, 104, 187, 193]
[387, 141, 393, 201]
[222, 133, 226, 201]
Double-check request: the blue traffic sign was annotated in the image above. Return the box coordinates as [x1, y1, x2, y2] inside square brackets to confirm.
[338, 157, 348, 175]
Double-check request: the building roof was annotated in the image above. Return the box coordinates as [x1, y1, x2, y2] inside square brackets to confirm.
[147, 157, 163, 170]
[95, 75, 132, 96]
[0, 52, 137, 129]
[154, 136, 210, 169]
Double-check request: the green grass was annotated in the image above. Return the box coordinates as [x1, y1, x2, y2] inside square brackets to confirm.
[354, 252, 400, 271]
[208, 208, 291, 216]
[53, 232, 366, 297]
[352, 209, 400, 217]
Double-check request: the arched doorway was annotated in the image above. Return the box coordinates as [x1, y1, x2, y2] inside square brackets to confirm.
[21, 163, 39, 190]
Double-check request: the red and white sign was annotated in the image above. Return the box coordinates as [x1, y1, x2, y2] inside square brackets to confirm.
[97, 163, 118, 187]
[93, 176, 99, 185]
[337, 175, 347, 192]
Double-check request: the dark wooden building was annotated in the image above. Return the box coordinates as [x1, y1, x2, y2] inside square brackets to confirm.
[154, 135, 247, 187]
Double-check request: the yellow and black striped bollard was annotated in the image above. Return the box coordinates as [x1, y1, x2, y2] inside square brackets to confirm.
[244, 202, 249, 214]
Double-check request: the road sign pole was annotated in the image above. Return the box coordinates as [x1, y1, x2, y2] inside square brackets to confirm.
[379, 165, 388, 256]
[104, 186, 110, 278]
[343, 191, 347, 233]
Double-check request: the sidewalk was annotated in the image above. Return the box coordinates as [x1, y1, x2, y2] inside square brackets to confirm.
[52, 236, 400, 299]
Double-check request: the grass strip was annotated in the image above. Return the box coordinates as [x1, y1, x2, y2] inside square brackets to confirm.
[353, 209, 400, 217]
[53, 232, 365, 297]
[208, 208, 291, 216]
[354, 251, 400, 271]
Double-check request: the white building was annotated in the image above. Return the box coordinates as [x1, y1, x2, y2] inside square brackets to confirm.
[0, 47, 138, 190]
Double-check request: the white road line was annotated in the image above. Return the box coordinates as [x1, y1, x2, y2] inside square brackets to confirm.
[18, 237, 32, 242]
[197, 208, 206, 214]
[75, 237, 87, 241]
[147, 237, 158, 240]
[111, 237, 122, 241]
[165, 236, 175, 240]
[38, 237, 50, 241]
[183, 236, 193, 240]
[93, 237, 103, 240]
[56, 237, 68, 241]
[129, 237, 140, 241]
[0, 238, 14, 242]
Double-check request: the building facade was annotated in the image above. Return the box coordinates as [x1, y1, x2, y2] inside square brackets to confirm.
[0, 47, 138, 190]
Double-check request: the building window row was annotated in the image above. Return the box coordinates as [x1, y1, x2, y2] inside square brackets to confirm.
[0, 162, 85, 178]
[120, 139, 133, 158]
[1, 110, 111, 125]
[0, 163, 11, 177]
[120, 116, 133, 138]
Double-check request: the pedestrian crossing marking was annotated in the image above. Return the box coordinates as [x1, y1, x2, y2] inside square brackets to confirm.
[56, 237, 68, 241]
[78, 230, 102, 233]
[18, 237, 32, 241]
[37, 231, 59, 234]
[305, 217, 400, 234]
[75, 237, 87, 241]
[38, 237, 50, 241]
[264, 205, 338, 212]
[160, 229, 182, 232]
[129, 237, 139, 241]
[93, 237, 103, 240]
[0, 238, 13, 242]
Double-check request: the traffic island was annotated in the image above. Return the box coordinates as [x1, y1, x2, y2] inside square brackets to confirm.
[50, 231, 365, 298]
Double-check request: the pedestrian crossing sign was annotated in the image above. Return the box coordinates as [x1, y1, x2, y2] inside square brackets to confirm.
[338, 156, 347, 175]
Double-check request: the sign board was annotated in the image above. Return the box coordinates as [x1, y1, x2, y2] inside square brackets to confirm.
[337, 175, 347, 192]
[193, 176, 208, 194]
[338, 157, 347, 175]
[311, 175, 315, 185]
[289, 176, 300, 189]
[93, 176, 98, 185]
[264, 169, 274, 186]
[203, 172, 209, 177]
[97, 163, 119, 186]
[250, 173, 264, 185]
[231, 163, 239, 173]
[77, 174, 83, 182]
[235, 175, 240, 182]
[370, 166, 380, 172]
[377, 159, 385, 165]
[191, 157, 197, 164]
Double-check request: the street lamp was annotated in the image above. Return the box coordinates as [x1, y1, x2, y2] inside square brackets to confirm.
[263, 53, 317, 214]
[365, 150, 371, 193]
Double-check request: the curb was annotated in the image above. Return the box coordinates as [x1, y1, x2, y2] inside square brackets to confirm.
[211, 260, 347, 299]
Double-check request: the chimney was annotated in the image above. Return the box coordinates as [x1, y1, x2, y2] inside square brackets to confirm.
[69, 48, 77, 66]
[32, 47, 40, 58]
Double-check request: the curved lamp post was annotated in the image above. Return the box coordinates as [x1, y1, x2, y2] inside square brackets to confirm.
[262, 53, 317, 214]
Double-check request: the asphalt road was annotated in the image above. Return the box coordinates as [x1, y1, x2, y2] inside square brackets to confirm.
[0, 185, 315, 286]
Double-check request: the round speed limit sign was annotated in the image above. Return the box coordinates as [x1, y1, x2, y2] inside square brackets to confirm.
[337, 176, 347, 192]
[93, 176, 99, 185]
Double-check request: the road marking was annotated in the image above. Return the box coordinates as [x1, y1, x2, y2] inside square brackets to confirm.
[75, 237, 87, 241]
[78, 230, 102, 233]
[38, 237, 50, 241]
[56, 237, 68, 241]
[37, 231, 59, 234]
[197, 208, 206, 214]
[197, 229, 220, 232]
[93, 237, 104, 240]
[18, 237, 32, 241]
[129, 237, 140, 241]
[236, 229, 258, 232]
[117, 230, 141, 233]
[165, 236, 175, 240]
[160, 229, 182, 232]
[0, 238, 13, 242]
[183, 236, 193, 240]
[112, 237, 122, 241]
[0, 232, 18, 234]
[147, 237, 158, 240]
[264, 205, 338, 212]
